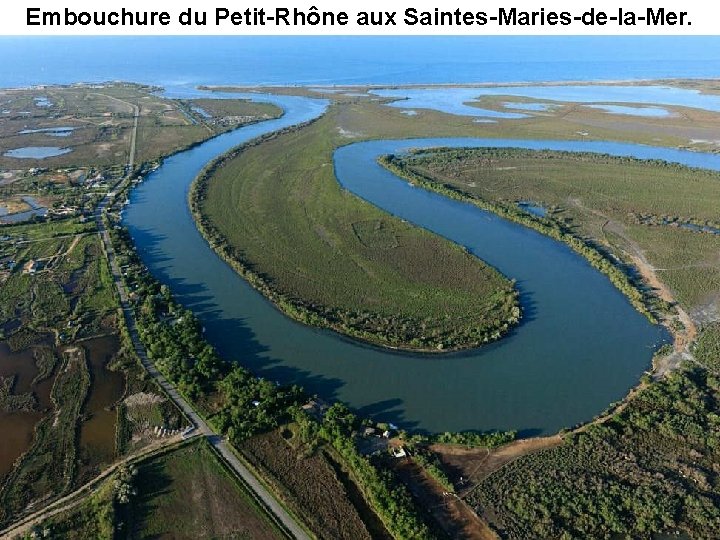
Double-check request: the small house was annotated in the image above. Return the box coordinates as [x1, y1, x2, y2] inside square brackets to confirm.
[390, 446, 407, 458]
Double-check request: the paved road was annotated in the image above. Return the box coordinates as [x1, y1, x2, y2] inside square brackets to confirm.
[95, 183, 310, 540]
[128, 101, 138, 170]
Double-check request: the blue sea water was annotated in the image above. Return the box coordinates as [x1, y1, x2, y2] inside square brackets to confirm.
[1, 36, 719, 88]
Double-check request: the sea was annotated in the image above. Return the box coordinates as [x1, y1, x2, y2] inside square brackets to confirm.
[0, 36, 719, 88]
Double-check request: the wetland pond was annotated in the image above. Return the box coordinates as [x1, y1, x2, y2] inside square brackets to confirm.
[78, 335, 124, 470]
[122, 92, 720, 435]
[3, 147, 72, 159]
[0, 343, 54, 479]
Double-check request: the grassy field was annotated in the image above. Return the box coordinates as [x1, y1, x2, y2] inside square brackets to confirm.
[197, 106, 520, 351]
[240, 428, 383, 540]
[396, 148, 720, 311]
[34, 470, 117, 539]
[188, 98, 281, 119]
[34, 439, 286, 540]
[196, 92, 720, 349]
[127, 438, 283, 540]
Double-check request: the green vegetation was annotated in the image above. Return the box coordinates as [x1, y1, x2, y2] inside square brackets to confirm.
[381, 151, 655, 320]
[695, 323, 720, 372]
[108, 217, 435, 539]
[470, 367, 720, 538]
[431, 430, 516, 448]
[0, 225, 115, 337]
[192, 108, 520, 352]
[30, 471, 118, 540]
[291, 403, 434, 539]
[125, 439, 283, 539]
[32, 440, 285, 540]
[184, 98, 282, 131]
[31, 347, 57, 384]
[0, 376, 36, 412]
[411, 449, 455, 493]
[389, 147, 720, 311]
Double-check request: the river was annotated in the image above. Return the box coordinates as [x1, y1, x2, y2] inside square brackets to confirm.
[120, 92, 720, 435]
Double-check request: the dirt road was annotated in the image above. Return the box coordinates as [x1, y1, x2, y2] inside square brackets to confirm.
[0, 436, 187, 539]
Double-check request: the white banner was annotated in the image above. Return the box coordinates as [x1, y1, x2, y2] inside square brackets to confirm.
[4, 0, 716, 35]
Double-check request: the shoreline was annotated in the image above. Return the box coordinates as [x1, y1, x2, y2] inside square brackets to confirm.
[199, 76, 720, 92]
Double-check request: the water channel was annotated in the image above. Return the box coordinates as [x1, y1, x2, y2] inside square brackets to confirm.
[122, 93, 720, 435]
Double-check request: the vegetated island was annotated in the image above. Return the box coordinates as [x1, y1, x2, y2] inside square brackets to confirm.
[379, 146, 720, 353]
[190, 111, 521, 353]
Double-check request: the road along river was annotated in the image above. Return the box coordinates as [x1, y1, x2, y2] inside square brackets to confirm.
[123, 92, 720, 435]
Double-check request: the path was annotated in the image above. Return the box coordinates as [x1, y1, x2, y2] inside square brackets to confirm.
[90, 92, 139, 172]
[0, 435, 187, 539]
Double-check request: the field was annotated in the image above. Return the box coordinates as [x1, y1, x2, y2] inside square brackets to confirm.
[390, 456, 495, 540]
[240, 428, 385, 540]
[466, 366, 720, 538]
[186, 97, 281, 129]
[28, 438, 284, 540]
[196, 86, 720, 351]
[31, 468, 117, 540]
[125, 438, 283, 539]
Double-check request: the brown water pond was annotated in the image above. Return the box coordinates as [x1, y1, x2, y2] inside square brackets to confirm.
[0, 342, 55, 479]
[78, 334, 125, 471]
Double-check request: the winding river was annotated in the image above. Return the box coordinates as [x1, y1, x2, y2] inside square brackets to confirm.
[122, 92, 720, 435]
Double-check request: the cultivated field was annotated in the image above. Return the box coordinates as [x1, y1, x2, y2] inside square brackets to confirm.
[240, 428, 383, 540]
[127, 439, 283, 539]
